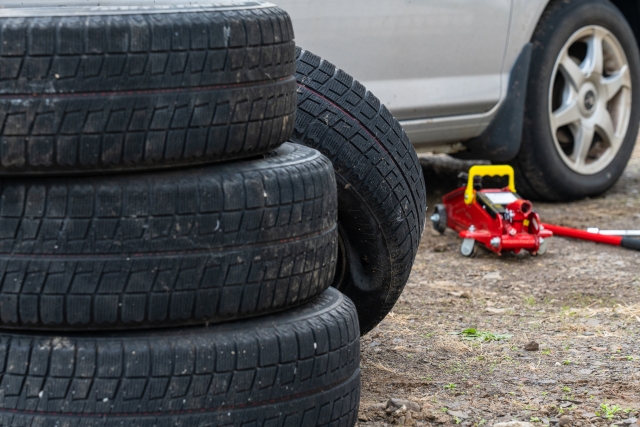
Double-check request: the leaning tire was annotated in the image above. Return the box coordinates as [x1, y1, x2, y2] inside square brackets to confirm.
[0, 288, 361, 427]
[0, 2, 297, 175]
[514, 0, 640, 201]
[292, 48, 427, 334]
[0, 143, 338, 330]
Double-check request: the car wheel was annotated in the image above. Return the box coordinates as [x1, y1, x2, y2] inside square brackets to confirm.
[513, 0, 640, 201]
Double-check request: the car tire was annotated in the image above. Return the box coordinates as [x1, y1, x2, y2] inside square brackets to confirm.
[0, 2, 296, 175]
[292, 48, 427, 334]
[0, 143, 338, 330]
[0, 287, 361, 427]
[514, 0, 640, 201]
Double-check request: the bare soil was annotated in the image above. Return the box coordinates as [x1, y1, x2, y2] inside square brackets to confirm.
[357, 145, 640, 427]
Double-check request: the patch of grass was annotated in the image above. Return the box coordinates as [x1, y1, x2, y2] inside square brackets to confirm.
[530, 417, 541, 423]
[596, 403, 622, 420]
[541, 349, 552, 355]
[459, 328, 512, 342]
[523, 296, 536, 306]
[561, 386, 571, 393]
[626, 355, 635, 361]
[562, 360, 572, 365]
[444, 383, 457, 391]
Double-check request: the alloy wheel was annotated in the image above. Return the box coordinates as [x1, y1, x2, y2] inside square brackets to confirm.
[549, 25, 632, 175]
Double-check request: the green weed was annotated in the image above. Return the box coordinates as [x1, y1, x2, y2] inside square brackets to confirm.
[458, 328, 512, 342]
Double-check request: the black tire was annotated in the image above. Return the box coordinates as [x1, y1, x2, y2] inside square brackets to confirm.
[292, 48, 427, 334]
[0, 3, 297, 175]
[0, 288, 361, 427]
[513, 0, 640, 201]
[0, 143, 338, 330]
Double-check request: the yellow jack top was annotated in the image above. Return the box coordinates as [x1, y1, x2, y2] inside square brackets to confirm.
[464, 165, 516, 205]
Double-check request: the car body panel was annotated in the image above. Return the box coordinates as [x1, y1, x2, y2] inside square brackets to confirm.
[277, 0, 550, 149]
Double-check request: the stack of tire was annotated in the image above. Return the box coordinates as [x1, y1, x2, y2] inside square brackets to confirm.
[0, 2, 426, 426]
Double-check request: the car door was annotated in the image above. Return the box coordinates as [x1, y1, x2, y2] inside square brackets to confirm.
[275, 0, 512, 123]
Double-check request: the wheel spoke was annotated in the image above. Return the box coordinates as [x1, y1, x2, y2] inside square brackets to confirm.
[559, 53, 586, 90]
[594, 107, 623, 150]
[601, 65, 630, 101]
[571, 122, 595, 167]
[585, 28, 606, 76]
[551, 101, 581, 130]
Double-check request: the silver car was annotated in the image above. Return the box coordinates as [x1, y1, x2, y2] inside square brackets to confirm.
[277, 0, 640, 201]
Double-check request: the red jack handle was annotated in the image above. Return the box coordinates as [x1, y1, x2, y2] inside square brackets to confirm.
[542, 223, 640, 251]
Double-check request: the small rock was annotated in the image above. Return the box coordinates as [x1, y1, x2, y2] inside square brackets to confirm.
[448, 410, 469, 419]
[559, 415, 573, 427]
[581, 413, 597, 419]
[537, 379, 557, 385]
[433, 243, 448, 253]
[387, 398, 421, 413]
[578, 369, 592, 375]
[524, 341, 540, 351]
[460, 291, 472, 299]
[483, 272, 503, 281]
[369, 340, 381, 347]
[493, 422, 536, 427]
[486, 307, 506, 314]
[622, 419, 638, 425]
[628, 424, 639, 427]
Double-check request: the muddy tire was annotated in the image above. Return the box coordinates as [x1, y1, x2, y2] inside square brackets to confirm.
[292, 48, 427, 334]
[0, 143, 338, 330]
[0, 288, 361, 427]
[0, 2, 297, 175]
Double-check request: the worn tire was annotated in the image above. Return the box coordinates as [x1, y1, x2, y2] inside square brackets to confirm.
[292, 48, 427, 334]
[0, 2, 297, 175]
[0, 143, 338, 330]
[0, 287, 361, 427]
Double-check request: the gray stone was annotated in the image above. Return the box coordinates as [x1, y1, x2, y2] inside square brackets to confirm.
[386, 398, 421, 413]
[622, 419, 638, 425]
[578, 369, 593, 375]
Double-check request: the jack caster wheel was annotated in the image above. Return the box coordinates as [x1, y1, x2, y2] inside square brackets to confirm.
[431, 204, 448, 235]
[537, 237, 549, 255]
[460, 238, 477, 257]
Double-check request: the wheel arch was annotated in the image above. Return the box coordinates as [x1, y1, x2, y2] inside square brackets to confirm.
[609, 0, 640, 48]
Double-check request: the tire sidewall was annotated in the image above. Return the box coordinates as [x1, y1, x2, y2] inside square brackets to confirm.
[524, 0, 640, 199]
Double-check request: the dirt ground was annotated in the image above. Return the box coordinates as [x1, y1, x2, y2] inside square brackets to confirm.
[357, 145, 640, 427]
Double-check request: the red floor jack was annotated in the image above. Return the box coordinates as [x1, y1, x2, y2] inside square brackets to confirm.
[431, 165, 553, 257]
[431, 165, 640, 255]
